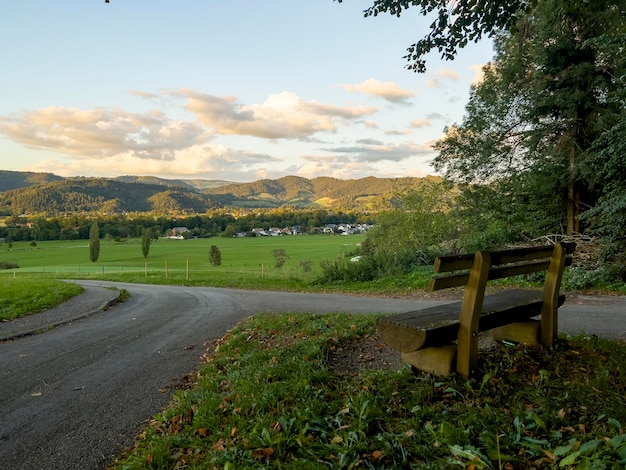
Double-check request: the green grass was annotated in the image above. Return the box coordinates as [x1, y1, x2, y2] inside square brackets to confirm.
[0, 236, 366, 289]
[0, 277, 83, 321]
[111, 313, 626, 469]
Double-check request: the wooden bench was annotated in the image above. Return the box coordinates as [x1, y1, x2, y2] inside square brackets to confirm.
[377, 242, 576, 378]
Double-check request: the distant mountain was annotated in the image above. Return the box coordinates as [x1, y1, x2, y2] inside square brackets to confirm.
[112, 175, 233, 191]
[0, 177, 222, 215]
[0, 171, 441, 215]
[0, 170, 63, 192]
[208, 175, 442, 210]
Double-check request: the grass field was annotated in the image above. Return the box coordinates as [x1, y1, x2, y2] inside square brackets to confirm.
[0, 235, 365, 288]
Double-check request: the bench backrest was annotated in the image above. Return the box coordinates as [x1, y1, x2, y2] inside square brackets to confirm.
[429, 243, 576, 291]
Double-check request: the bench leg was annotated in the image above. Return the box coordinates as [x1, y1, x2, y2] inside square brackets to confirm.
[492, 319, 541, 345]
[457, 251, 491, 379]
[402, 345, 457, 376]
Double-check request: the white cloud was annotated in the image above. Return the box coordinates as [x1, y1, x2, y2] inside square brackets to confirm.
[0, 106, 206, 160]
[339, 79, 416, 104]
[470, 64, 487, 84]
[174, 89, 376, 139]
[24, 144, 281, 181]
[424, 69, 461, 89]
[327, 140, 433, 163]
[437, 69, 460, 80]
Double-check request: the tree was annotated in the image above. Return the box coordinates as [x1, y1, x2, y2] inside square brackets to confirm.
[337, 0, 530, 72]
[363, 180, 459, 259]
[209, 245, 222, 267]
[272, 249, 290, 269]
[580, 31, 626, 266]
[434, 0, 623, 237]
[89, 221, 100, 263]
[141, 227, 151, 258]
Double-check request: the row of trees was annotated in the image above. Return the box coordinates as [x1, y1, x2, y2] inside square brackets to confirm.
[0, 210, 371, 243]
[88, 221, 152, 263]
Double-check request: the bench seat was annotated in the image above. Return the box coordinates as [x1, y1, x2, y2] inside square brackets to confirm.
[377, 289, 566, 353]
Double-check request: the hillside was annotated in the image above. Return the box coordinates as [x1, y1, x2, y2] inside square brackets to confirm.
[206, 175, 442, 209]
[0, 171, 441, 215]
[0, 170, 63, 192]
[0, 177, 222, 215]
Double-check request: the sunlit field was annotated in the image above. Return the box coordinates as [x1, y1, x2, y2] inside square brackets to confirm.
[0, 235, 365, 287]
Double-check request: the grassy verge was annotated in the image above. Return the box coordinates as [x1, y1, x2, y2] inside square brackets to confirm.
[0, 277, 83, 321]
[110, 313, 626, 469]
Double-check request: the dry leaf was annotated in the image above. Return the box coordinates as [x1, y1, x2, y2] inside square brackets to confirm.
[213, 438, 226, 451]
[252, 447, 274, 460]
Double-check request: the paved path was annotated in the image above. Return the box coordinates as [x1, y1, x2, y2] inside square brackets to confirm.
[3, 282, 625, 342]
[0, 281, 624, 469]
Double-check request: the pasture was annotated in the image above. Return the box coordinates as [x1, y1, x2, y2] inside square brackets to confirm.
[0, 235, 365, 288]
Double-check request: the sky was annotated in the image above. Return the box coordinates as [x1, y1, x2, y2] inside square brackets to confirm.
[0, 1, 494, 183]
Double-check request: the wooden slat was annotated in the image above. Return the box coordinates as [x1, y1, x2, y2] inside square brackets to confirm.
[433, 253, 475, 273]
[376, 289, 566, 353]
[433, 243, 575, 274]
[429, 257, 573, 291]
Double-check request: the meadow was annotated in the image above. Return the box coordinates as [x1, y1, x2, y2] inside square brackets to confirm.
[0, 235, 366, 289]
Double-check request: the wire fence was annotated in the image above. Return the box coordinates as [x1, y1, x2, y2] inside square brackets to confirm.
[0, 259, 316, 283]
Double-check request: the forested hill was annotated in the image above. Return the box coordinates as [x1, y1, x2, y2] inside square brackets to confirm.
[209, 175, 442, 209]
[0, 171, 440, 215]
[0, 177, 223, 215]
[0, 170, 63, 192]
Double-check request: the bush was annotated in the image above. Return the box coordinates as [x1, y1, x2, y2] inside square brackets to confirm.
[316, 247, 435, 284]
[0, 261, 18, 270]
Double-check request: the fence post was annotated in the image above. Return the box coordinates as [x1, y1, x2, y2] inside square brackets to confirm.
[186, 258, 189, 280]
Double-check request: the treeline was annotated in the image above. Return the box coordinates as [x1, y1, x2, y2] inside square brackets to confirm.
[0, 210, 373, 243]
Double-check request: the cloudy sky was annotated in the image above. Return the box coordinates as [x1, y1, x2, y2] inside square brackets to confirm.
[0, 1, 493, 182]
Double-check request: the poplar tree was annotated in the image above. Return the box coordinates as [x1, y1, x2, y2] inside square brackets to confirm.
[89, 221, 100, 263]
[141, 227, 151, 258]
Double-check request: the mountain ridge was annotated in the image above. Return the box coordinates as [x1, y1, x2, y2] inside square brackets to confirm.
[0, 170, 440, 215]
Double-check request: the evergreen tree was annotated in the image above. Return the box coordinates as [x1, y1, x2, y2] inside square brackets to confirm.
[89, 221, 100, 263]
[208, 245, 222, 267]
[141, 227, 151, 258]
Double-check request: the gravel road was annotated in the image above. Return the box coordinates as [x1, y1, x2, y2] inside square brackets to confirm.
[1, 281, 624, 469]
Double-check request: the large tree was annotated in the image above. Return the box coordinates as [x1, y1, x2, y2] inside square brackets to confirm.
[433, 0, 624, 237]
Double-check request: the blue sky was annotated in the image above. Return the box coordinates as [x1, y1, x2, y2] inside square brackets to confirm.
[0, 1, 493, 182]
